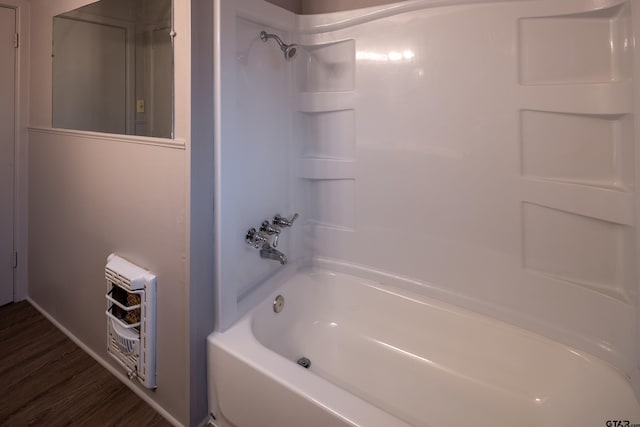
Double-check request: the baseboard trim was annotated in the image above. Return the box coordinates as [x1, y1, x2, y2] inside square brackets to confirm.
[26, 297, 184, 427]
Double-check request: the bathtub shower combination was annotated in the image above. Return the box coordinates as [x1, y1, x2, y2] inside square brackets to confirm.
[209, 0, 640, 426]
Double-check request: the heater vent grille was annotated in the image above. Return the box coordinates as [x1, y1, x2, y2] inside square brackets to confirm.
[105, 254, 156, 389]
[105, 268, 133, 291]
[109, 331, 138, 369]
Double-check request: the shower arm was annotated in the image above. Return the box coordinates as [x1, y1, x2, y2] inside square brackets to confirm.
[260, 31, 286, 49]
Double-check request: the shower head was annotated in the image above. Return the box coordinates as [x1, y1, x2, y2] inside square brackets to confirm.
[260, 30, 297, 61]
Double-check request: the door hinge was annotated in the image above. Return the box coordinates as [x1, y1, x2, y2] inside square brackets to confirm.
[12, 252, 17, 269]
[14, 33, 18, 48]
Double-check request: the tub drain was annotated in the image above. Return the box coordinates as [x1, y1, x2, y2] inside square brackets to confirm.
[296, 357, 311, 369]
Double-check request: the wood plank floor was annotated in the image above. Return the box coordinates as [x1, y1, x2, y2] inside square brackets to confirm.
[0, 301, 172, 426]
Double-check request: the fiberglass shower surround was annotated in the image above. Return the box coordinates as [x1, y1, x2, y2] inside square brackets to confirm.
[210, 0, 640, 425]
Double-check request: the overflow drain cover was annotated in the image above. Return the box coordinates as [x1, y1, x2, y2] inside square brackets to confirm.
[297, 357, 311, 369]
[273, 295, 285, 313]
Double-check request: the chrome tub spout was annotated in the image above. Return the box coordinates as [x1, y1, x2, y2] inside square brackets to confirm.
[259, 243, 287, 265]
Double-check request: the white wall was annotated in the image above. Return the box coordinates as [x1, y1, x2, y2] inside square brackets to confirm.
[27, 0, 194, 424]
[28, 130, 188, 423]
[293, 0, 639, 386]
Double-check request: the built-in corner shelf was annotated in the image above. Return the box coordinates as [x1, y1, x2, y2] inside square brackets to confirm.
[295, 39, 355, 93]
[294, 38, 357, 232]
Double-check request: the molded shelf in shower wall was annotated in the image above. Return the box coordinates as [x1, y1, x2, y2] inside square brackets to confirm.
[295, 39, 355, 93]
[516, 0, 636, 305]
[294, 38, 357, 231]
[520, 110, 634, 191]
[518, 3, 631, 85]
[299, 110, 355, 159]
[294, 39, 356, 114]
[517, 109, 636, 300]
[522, 202, 635, 303]
[516, 108, 637, 302]
[294, 106, 357, 230]
[295, 118, 357, 230]
[307, 179, 357, 231]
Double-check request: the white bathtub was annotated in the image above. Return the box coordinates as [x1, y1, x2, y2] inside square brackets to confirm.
[207, 270, 640, 427]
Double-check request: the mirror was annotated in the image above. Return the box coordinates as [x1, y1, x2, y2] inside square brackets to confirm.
[53, 0, 173, 138]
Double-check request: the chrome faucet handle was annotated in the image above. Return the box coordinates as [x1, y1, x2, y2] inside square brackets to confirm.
[273, 213, 298, 228]
[260, 221, 282, 247]
[245, 228, 268, 249]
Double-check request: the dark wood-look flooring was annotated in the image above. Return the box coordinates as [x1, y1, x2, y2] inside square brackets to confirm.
[0, 301, 173, 426]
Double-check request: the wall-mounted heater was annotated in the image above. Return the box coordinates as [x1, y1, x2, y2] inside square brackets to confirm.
[105, 254, 157, 389]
